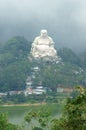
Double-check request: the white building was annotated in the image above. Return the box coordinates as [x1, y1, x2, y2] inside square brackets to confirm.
[57, 87, 64, 93]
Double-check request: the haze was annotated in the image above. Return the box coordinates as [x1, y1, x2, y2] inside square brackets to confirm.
[0, 0, 86, 52]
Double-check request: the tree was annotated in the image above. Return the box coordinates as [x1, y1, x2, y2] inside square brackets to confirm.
[51, 87, 86, 130]
[79, 51, 86, 68]
[0, 59, 31, 91]
[0, 113, 20, 130]
[58, 47, 81, 66]
[0, 36, 32, 91]
[25, 110, 51, 130]
[4, 36, 31, 58]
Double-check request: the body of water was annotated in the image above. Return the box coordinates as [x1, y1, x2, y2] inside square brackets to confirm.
[0, 103, 63, 129]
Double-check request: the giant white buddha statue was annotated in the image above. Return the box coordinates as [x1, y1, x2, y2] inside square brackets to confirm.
[30, 29, 57, 58]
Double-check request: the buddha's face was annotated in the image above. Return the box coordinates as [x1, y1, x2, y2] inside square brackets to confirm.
[40, 30, 48, 38]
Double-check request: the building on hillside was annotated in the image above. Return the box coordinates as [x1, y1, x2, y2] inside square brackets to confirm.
[33, 86, 46, 94]
[57, 87, 73, 93]
[57, 87, 64, 93]
[63, 88, 73, 93]
[0, 92, 7, 97]
[24, 88, 33, 96]
[26, 76, 32, 88]
[33, 66, 40, 72]
[8, 91, 23, 95]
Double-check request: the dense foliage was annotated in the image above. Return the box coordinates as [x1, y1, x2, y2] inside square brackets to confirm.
[0, 36, 32, 91]
[0, 113, 20, 130]
[51, 87, 86, 130]
[40, 63, 86, 90]
[0, 87, 86, 130]
[0, 36, 86, 92]
[58, 47, 81, 66]
[25, 87, 86, 130]
[79, 51, 86, 68]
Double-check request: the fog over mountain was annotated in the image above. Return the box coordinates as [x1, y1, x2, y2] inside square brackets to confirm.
[0, 0, 86, 52]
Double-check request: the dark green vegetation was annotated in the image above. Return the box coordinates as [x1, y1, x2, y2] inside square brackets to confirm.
[0, 113, 20, 130]
[0, 36, 86, 92]
[51, 87, 86, 130]
[0, 36, 86, 130]
[0, 36, 32, 91]
[1, 92, 67, 104]
[24, 87, 86, 130]
[0, 103, 63, 130]
[0, 103, 63, 121]
[0, 87, 86, 130]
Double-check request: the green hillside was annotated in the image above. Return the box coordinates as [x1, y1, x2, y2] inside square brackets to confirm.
[0, 36, 86, 92]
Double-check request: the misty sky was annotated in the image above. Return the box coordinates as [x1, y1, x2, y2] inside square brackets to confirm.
[0, 0, 86, 52]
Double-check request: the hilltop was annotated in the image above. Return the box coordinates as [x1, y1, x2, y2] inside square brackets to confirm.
[0, 36, 86, 92]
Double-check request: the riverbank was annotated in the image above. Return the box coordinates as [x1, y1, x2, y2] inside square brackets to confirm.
[0, 103, 63, 127]
[1, 102, 47, 107]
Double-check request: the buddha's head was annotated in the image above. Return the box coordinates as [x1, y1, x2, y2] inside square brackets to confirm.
[40, 29, 48, 38]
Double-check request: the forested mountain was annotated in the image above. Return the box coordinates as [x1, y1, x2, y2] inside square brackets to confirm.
[58, 48, 81, 66]
[79, 51, 86, 68]
[0, 36, 32, 91]
[0, 36, 86, 92]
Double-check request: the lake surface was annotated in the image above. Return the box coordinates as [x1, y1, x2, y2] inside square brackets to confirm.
[0, 103, 63, 129]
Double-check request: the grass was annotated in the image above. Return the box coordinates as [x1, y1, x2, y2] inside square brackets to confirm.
[0, 103, 64, 117]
